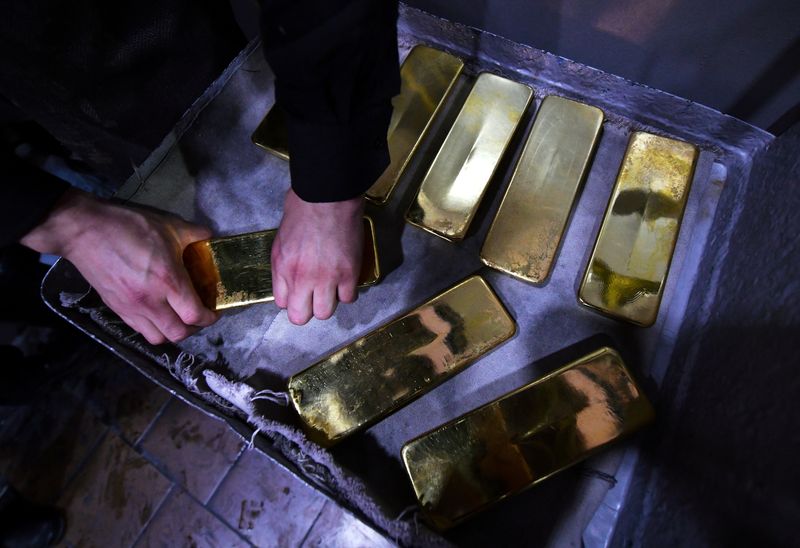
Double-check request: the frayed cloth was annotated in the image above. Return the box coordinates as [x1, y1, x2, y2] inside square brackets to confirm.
[250, 388, 289, 406]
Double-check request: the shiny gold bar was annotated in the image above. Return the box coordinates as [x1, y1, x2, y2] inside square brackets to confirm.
[251, 105, 289, 161]
[402, 347, 654, 530]
[288, 275, 516, 447]
[250, 45, 463, 204]
[579, 132, 698, 327]
[366, 45, 464, 204]
[481, 96, 604, 283]
[183, 217, 380, 311]
[406, 73, 532, 241]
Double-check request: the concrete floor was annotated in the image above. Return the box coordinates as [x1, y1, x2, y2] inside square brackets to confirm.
[0, 334, 393, 547]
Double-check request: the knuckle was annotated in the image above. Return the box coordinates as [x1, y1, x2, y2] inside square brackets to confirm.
[333, 266, 358, 286]
[291, 264, 312, 283]
[339, 262, 359, 278]
[128, 289, 149, 306]
[182, 308, 204, 326]
[152, 265, 178, 290]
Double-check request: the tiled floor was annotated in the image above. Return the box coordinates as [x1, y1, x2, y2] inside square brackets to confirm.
[0, 340, 394, 547]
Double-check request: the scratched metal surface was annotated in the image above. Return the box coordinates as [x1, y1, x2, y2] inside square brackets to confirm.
[44, 5, 772, 546]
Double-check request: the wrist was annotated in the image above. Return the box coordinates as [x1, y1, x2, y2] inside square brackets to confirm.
[286, 188, 364, 219]
[19, 188, 99, 257]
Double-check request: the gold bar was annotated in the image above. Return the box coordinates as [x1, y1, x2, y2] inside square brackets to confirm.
[288, 275, 516, 447]
[183, 217, 380, 311]
[481, 96, 604, 283]
[401, 347, 654, 530]
[250, 45, 463, 204]
[367, 45, 464, 204]
[579, 132, 698, 326]
[251, 105, 289, 161]
[406, 73, 532, 241]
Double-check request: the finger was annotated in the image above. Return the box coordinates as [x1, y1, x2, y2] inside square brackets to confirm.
[167, 269, 219, 327]
[176, 222, 213, 247]
[287, 283, 313, 325]
[148, 300, 197, 343]
[122, 313, 167, 346]
[337, 280, 358, 304]
[270, 233, 288, 308]
[313, 282, 338, 320]
[273, 272, 289, 309]
[100, 293, 168, 345]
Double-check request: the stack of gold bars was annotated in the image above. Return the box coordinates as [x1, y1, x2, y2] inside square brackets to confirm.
[184, 44, 700, 529]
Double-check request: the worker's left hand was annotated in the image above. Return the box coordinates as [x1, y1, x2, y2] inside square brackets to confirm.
[271, 188, 364, 325]
[20, 189, 218, 344]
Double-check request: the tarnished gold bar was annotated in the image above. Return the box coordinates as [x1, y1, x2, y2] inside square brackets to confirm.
[251, 105, 289, 161]
[251, 45, 463, 204]
[367, 45, 464, 204]
[402, 347, 654, 530]
[481, 96, 604, 283]
[288, 275, 516, 447]
[579, 132, 698, 326]
[183, 217, 380, 311]
[406, 73, 532, 241]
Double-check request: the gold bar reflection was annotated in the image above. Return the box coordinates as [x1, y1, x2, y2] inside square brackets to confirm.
[367, 45, 464, 204]
[251, 105, 289, 161]
[288, 275, 516, 447]
[183, 217, 380, 311]
[579, 132, 698, 326]
[481, 96, 603, 283]
[402, 347, 654, 530]
[406, 73, 532, 241]
[250, 45, 463, 204]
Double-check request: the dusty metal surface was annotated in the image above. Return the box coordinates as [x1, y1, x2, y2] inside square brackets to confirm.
[403, 347, 653, 531]
[183, 217, 380, 311]
[579, 132, 698, 327]
[289, 275, 515, 446]
[406, 72, 531, 240]
[481, 95, 604, 284]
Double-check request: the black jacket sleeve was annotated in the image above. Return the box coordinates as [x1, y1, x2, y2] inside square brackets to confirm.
[260, 0, 400, 202]
[0, 150, 69, 248]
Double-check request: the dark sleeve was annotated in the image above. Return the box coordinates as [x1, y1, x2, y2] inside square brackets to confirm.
[0, 150, 69, 248]
[260, 0, 400, 202]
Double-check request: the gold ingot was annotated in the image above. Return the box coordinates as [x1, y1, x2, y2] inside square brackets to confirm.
[288, 275, 516, 447]
[481, 96, 604, 283]
[367, 45, 464, 204]
[250, 45, 463, 204]
[401, 347, 654, 530]
[251, 105, 289, 161]
[183, 217, 380, 311]
[579, 132, 698, 326]
[406, 73, 532, 241]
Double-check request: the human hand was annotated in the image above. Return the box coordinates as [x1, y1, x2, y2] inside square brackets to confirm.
[21, 189, 218, 344]
[271, 188, 364, 325]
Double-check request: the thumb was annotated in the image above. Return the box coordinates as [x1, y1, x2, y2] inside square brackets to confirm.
[176, 222, 213, 248]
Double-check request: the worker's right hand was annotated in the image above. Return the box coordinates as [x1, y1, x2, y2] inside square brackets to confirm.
[271, 188, 364, 325]
[21, 189, 218, 345]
